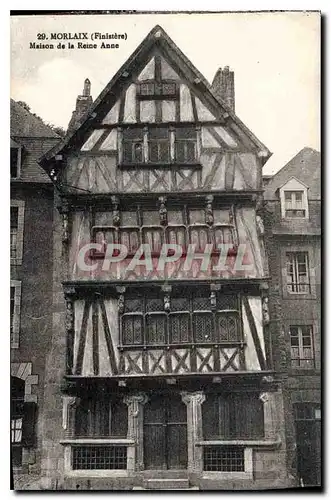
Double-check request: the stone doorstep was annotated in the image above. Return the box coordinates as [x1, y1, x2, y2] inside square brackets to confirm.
[143, 478, 190, 490]
[133, 486, 199, 490]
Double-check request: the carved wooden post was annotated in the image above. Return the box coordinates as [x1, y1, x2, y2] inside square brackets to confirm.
[181, 391, 205, 473]
[111, 195, 120, 226]
[162, 284, 172, 313]
[205, 195, 214, 226]
[210, 283, 221, 310]
[59, 199, 70, 244]
[159, 196, 167, 226]
[64, 286, 75, 375]
[124, 393, 148, 471]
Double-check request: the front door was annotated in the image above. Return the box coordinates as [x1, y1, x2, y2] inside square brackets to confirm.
[144, 394, 187, 470]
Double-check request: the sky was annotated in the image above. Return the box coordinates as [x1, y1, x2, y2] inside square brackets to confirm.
[10, 11, 320, 174]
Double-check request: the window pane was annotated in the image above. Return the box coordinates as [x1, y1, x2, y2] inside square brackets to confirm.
[11, 207, 19, 228]
[123, 128, 143, 140]
[176, 128, 196, 139]
[122, 315, 143, 345]
[159, 142, 169, 162]
[186, 142, 196, 162]
[302, 335, 312, 347]
[149, 142, 159, 162]
[125, 299, 143, 313]
[175, 142, 185, 163]
[295, 191, 303, 202]
[193, 313, 213, 342]
[169, 314, 190, 343]
[140, 82, 155, 96]
[217, 295, 238, 311]
[284, 191, 292, 201]
[146, 314, 167, 344]
[290, 336, 299, 347]
[162, 83, 176, 95]
[216, 313, 239, 342]
[146, 298, 163, 312]
[10, 148, 19, 178]
[172, 297, 189, 312]
[133, 143, 143, 162]
[149, 128, 168, 139]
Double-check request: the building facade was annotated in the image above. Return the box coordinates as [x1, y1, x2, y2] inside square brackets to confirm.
[37, 26, 295, 490]
[10, 100, 60, 487]
[263, 147, 321, 487]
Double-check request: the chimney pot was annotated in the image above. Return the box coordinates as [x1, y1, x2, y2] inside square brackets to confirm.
[83, 78, 91, 97]
[67, 78, 93, 134]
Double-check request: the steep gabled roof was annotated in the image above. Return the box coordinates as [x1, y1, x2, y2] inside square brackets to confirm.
[10, 99, 61, 183]
[40, 25, 271, 169]
[10, 99, 60, 139]
[264, 147, 321, 200]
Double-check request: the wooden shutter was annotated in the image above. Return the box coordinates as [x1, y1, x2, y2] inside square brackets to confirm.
[111, 401, 128, 437]
[21, 402, 37, 447]
[203, 395, 220, 439]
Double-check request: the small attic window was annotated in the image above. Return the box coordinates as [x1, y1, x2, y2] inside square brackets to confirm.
[137, 81, 178, 100]
[284, 191, 306, 218]
[279, 178, 309, 220]
[10, 143, 22, 179]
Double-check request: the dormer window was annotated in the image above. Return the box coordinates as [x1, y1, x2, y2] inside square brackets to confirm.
[284, 190, 306, 218]
[279, 177, 309, 220]
[10, 140, 22, 179]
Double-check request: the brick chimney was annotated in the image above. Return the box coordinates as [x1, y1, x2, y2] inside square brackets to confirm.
[67, 78, 93, 134]
[211, 66, 235, 112]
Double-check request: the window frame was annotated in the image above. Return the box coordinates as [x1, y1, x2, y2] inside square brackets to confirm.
[284, 190, 307, 218]
[120, 126, 199, 166]
[11, 200, 25, 265]
[136, 80, 179, 100]
[286, 251, 310, 295]
[279, 178, 309, 220]
[175, 127, 198, 164]
[120, 290, 241, 348]
[10, 280, 22, 349]
[10, 140, 22, 179]
[290, 325, 315, 369]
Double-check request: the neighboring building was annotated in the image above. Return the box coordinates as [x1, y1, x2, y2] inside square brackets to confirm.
[10, 100, 60, 486]
[263, 147, 321, 487]
[37, 25, 294, 490]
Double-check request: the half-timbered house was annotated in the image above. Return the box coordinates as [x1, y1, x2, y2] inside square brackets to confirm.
[39, 26, 293, 489]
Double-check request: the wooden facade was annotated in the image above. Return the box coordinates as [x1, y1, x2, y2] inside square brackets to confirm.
[40, 26, 291, 489]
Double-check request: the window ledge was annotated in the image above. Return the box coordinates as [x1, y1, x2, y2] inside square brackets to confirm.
[60, 438, 134, 445]
[119, 162, 202, 169]
[196, 439, 281, 448]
